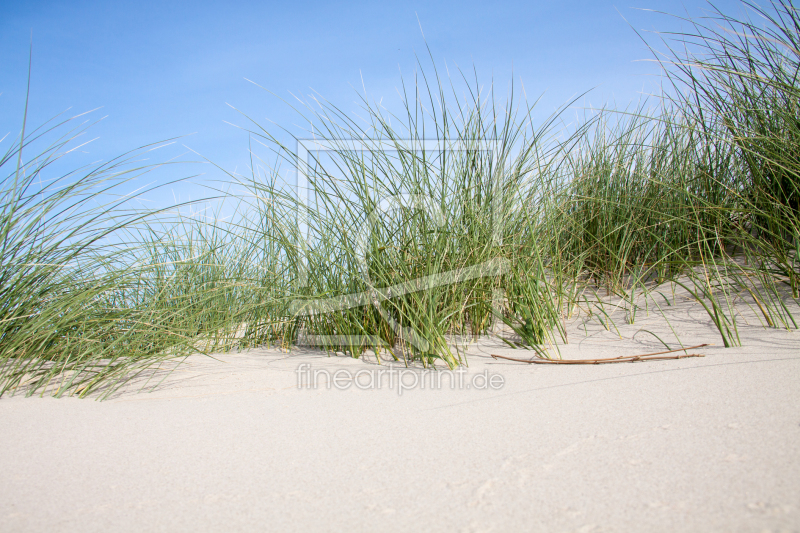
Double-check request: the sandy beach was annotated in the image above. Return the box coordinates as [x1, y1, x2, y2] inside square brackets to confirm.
[4, 0, 800, 529]
[1, 292, 798, 533]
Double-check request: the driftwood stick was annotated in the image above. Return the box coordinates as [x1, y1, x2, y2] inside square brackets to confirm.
[490, 344, 709, 365]
[618, 344, 709, 358]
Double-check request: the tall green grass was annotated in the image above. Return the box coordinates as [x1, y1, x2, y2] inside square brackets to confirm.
[1, 0, 798, 398]
[0, 102, 203, 398]
[655, 0, 800, 290]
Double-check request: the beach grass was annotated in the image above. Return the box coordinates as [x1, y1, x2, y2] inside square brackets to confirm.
[1, 0, 798, 397]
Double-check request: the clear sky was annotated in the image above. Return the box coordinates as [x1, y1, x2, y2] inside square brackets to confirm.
[1, 0, 746, 208]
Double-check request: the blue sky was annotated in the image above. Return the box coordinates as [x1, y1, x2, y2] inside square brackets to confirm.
[1, 0, 745, 208]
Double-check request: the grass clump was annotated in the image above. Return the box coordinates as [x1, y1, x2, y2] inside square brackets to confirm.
[0, 104, 199, 398]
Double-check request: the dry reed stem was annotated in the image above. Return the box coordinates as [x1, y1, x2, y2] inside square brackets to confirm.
[491, 343, 709, 364]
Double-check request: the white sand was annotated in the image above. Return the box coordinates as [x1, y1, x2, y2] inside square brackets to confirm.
[1, 292, 799, 532]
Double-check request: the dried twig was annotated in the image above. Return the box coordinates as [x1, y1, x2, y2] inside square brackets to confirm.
[491, 343, 709, 365]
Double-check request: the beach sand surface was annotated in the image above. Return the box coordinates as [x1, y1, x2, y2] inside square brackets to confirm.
[1, 294, 799, 532]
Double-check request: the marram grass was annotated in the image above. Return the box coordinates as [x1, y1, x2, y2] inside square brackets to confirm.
[1, 0, 798, 398]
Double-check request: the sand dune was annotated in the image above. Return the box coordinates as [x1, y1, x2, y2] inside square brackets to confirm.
[1, 293, 799, 532]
